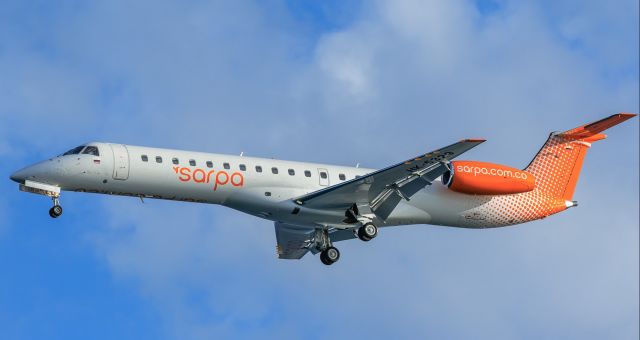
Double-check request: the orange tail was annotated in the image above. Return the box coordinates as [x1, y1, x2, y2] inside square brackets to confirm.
[525, 113, 636, 200]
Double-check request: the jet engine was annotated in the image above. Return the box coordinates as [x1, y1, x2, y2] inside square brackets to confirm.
[442, 161, 536, 195]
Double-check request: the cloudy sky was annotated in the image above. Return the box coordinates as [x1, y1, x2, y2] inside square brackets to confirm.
[0, 0, 638, 339]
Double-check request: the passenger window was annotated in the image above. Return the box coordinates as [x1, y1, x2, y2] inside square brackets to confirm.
[172, 158, 179, 165]
[304, 170, 311, 177]
[272, 167, 278, 174]
[82, 146, 100, 156]
[141, 155, 148, 162]
[255, 166, 263, 173]
[206, 161, 213, 168]
[189, 159, 196, 166]
[239, 164, 246, 171]
[224, 163, 230, 170]
[156, 156, 163, 163]
[339, 174, 346, 181]
[320, 172, 328, 179]
[288, 169, 295, 176]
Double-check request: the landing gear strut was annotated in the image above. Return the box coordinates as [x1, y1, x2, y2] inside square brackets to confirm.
[49, 196, 62, 218]
[357, 223, 378, 241]
[316, 229, 340, 266]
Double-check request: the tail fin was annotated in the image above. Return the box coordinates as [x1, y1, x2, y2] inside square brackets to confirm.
[525, 113, 636, 200]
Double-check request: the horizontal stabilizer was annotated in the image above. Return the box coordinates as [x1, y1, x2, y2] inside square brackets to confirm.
[559, 113, 636, 140]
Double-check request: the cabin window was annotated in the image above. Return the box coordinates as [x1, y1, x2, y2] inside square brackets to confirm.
[255, 166, 263, 173]
[189, 159, 196, 166]
[82, 146, 100, 156]
[339, 174, 346, 181]
[320, 172, 328, 179]
[206, 161, 213, 168]
[288, 169, 295, 176]
[156, 156, 163, 163]
[141, 155, 148, 162]
[304, 170, 311, 177]
[172, 158, 179, 165]
[223, 163, 230, 170]
[272, 167, 278, 174]
[239, 164, 246, 171]
[265, 192, 271, 196]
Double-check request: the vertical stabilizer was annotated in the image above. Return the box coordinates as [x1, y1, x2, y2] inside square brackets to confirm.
[525, 113, 636, 200]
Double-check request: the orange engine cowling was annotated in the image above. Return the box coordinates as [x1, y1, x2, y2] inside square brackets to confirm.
[441, 161, 536, 195]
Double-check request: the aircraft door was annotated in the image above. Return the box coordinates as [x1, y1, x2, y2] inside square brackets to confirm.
[110, 144, 130, 180]
[318, 168, 329, 186]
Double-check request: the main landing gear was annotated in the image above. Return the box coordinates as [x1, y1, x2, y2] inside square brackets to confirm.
[357, 223, 378, 242]
[320, 246, 340, 265]
[316, 229, 341, 266]
[316, 222, 379, 266]
[48, 196, 63, 218]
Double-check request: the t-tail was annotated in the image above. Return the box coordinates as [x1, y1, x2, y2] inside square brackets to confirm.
[525, 113, 637, 202]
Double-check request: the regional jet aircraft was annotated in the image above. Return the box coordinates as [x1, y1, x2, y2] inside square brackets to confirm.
[10, 113, 637, 265]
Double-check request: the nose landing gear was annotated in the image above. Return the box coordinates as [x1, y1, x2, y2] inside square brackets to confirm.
[48, 196, 63, 218]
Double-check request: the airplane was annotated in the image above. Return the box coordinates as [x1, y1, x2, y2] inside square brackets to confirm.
[9, 113, 637, 265]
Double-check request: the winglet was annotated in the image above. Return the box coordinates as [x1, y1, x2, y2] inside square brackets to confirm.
[559, 113, 637, 140]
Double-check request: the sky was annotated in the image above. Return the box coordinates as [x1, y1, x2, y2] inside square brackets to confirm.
[0, 0, 638, 339]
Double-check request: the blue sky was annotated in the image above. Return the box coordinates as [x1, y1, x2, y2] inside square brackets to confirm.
[0, 0, 638, 339]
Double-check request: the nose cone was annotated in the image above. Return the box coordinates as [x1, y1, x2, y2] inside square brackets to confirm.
[10, 169, 27, 183]
[10, 160, 61, 185]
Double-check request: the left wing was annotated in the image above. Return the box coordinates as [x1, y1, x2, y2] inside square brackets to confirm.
[275, 222, 356, 259]
[294, 139, 485, 220]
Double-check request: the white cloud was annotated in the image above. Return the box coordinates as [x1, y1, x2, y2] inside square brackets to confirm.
[2, 0, 638, 338]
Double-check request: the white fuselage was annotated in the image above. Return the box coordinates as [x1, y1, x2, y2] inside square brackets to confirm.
[13, 142, 483, 230]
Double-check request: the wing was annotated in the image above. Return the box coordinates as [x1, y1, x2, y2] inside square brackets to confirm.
[274, 222, 357, 259]
[293, 139, 486, 220]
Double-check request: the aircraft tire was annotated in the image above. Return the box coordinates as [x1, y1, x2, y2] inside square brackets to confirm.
[357, 223, 377, 241]
[320, 247, 340, 265]
[49, 205, 62, 218]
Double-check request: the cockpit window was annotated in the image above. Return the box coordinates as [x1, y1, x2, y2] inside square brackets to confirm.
[62, 145, 85, 156]
[82, 146, 100, 156]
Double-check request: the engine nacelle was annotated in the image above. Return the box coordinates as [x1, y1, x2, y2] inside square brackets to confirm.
[442, 161, 536, 195]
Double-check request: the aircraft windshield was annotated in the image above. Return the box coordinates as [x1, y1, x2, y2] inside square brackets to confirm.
[61, 145, 85, 156]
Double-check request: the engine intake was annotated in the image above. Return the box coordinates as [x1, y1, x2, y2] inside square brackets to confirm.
[442, 161, 536, 195]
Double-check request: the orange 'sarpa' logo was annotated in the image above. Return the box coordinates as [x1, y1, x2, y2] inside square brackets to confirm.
[173, 166, 244, 191]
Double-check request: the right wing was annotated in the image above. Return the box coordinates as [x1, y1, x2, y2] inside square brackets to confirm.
[293, 139, 486, 220]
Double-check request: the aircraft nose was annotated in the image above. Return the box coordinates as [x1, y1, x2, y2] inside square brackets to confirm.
[10, 160, 61, 185]
[9, 169, 28, 183]
[10, 169, 26, 183]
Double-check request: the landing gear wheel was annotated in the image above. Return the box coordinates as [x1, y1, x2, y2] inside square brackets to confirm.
[320, 246, 340, 265]
[357, 223, 378, 241]
[49, 205, 62, 218]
